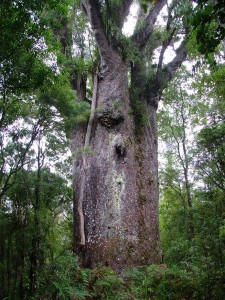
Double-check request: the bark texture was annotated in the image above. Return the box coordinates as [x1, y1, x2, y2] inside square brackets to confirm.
[71, 48, 161, 271]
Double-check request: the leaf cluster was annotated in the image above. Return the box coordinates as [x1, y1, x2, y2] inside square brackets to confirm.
[191, 0, 225, 54]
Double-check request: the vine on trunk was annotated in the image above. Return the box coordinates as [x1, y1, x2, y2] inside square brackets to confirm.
[78, 69, 98, 245]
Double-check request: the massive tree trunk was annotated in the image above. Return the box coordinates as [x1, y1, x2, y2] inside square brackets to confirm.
[71, 0, 188, 271]
[71, 49, 161, 271]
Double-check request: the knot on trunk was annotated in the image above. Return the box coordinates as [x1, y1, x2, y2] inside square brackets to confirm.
[97, 104, 124, 128]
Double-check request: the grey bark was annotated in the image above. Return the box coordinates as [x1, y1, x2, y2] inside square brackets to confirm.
[72, 49, 161, 271]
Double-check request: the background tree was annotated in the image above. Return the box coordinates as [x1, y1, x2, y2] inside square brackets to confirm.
[158, 67, 197, 264]
[158, 60, 225, 299]
[0, 112, 73, 299]
[0, 1, 75, 298]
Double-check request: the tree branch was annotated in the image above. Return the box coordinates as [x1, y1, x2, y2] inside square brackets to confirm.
[81, 0, 111, 64]
[156, 0, 177, 71]
[114, 0, 133, 29]
[157, 27, 176, 72]
[161, 39, 187, 84]
[132, 0, 167, 51]
[145, 39, 187, 108]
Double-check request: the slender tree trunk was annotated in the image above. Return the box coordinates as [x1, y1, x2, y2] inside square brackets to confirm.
[7, 237, 12, 297]
[180, 104, 194, 238]
[72, 49, 161, 271]
[0, 227, 5, 299]
[29, 136, 42, 295]
[18, 241, 25, 300]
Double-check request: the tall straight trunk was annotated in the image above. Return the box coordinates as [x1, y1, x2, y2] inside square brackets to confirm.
[29, 136, 42, 295]
[18, 241, 25, 300]
[72, 49, 161, 271]
[7, 237, 12, 297]
[0, 227, 5, 299]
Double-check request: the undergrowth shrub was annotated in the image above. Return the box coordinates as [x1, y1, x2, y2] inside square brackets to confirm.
[34, 254, 225, 299]
[90, 266, 128, 300]
[123, 264, 193, 300]
[36, 251, 92, 299]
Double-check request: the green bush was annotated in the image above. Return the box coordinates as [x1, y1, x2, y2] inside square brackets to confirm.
[90, 266, 128, 300]
[37, 251, 92, 299]
[33, 254, 225, 299]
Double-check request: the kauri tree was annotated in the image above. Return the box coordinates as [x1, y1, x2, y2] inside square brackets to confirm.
[68, 0, 192, 271]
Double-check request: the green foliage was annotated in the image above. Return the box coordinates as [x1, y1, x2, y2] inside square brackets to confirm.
[91, 267, 126, 300]
[0, 0, 71, 94]
[197, 64, 225, 105]
[191, 0, 225, 54]
[158, 64, 225, 300]
[38, 75, 91, 133]
[196, 122, 225, 190]
[0, 72, 73, 298]
[0, 166, 73, 299]
[123, 264, 214, 300]
[139, 0, 154, 13]
[36, 261, 225, 299]
[38, 251, 92, 299]
[0, 0, 87, 137]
